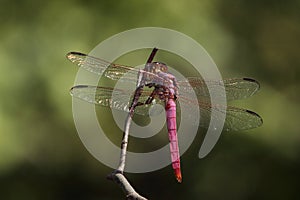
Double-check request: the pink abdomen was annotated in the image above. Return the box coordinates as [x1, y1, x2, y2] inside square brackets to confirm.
[165, 98, 182, 183]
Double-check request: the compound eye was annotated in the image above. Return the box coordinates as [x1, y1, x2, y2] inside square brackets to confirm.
[161, 64, 168, 72]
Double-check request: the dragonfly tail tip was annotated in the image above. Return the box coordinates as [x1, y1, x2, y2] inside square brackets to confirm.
[174, 168, 182, 183]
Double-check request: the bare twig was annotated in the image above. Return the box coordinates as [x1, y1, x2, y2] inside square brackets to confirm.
[107, 107, 147, 200]
[107, 48, 158, 200]
[107, 172, 147, 200]
[117, 108, 134, 173]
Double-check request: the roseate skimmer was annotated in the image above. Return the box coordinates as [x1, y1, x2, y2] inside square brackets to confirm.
[67, 49, 263, 183]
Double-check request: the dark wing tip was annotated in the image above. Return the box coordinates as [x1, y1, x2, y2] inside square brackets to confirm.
[67, 51, 87, 56]
[243, 77, 261, 90]
[66, 51, 87, 60]
[71, 85, 89, 89]
[246, 109, 264, 125]
[242, 77, 256, 82]
[69, 85, 89, 95]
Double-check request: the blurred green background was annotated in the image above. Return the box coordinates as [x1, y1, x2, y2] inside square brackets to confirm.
[1, 0, 299, 199]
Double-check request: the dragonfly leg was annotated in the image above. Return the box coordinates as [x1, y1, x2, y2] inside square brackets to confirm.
[130, 88, 157, 108]
[129, 85, 144, 110]
[145, 89, 157, 105]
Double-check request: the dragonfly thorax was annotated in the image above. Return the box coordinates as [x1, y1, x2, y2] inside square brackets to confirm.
[155, 86, 176, 100]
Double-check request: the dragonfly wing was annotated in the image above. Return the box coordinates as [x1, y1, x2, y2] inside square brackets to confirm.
[223, 106, 263, 131]
[199, 105, 262, 131]
[66, 52, 171, 86]
[70, 85, 164, 116]
[224, 78, 260, 100]
[66, 52, 141, 81]
[179, 97, 263, 131]
[178, 77, 260, 101]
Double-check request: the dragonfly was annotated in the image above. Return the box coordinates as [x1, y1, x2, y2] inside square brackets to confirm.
[67, 49, 263, 183]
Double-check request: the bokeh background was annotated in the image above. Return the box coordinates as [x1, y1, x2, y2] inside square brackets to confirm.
[1, 0, 299, 199]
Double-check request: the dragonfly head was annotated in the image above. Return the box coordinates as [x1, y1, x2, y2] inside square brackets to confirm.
[151, 62, 168, 72]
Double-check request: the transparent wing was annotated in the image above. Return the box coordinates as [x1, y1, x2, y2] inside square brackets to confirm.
[179, 96, 263, 131]
[178, 77, 260, 101]
[70, 85, 163, 116]
[66, 52, 138, 80]
[66, 52, 166, 86]
[223, 107, 263, 131]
